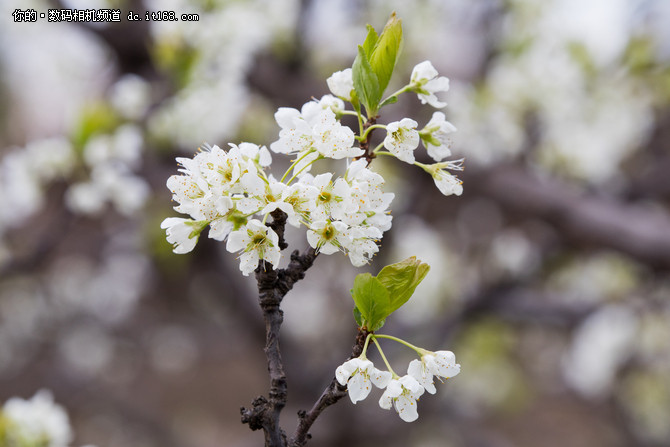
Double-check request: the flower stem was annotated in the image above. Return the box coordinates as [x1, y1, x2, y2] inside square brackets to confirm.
[372, 142, 386, 154]
[374, 150, 396, 158]
[280, 149, 316, 184]
[372, 337, 397, 377]
[356, 124, 387, 142]
[339, 110, 359, 117]
[380, 84, 412, 106]
[360, 333, 374, 359]
[373, 334, 427, 356]
[357, 111, 365, 138]
[286, 155, 322, 185]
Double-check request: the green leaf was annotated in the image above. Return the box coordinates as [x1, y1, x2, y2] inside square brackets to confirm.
[376, 256, 430, 314]
[369, 12, 403, 97]
[353, 306, 363, 327]
[379, 95, 398, 108]
[352, 45, 382, 116]
[350, 273, 390, 330]
[350, 90, 361, 115]
[362, 24, 378, 57]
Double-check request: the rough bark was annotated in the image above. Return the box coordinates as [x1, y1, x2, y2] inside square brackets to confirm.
[240, 211, 318, 447]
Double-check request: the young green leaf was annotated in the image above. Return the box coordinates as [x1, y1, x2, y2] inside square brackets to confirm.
[362, 24, 379, 57]
[353, 306, 364, 328]
[350, 273, 390, 331]
[379, 95, 399, 108]
[376, 256, 430, 314]
[369, 12, 403, 98]
[352, 45, 382, 116]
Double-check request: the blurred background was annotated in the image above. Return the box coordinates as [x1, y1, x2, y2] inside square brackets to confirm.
[1, 0, 670, 446]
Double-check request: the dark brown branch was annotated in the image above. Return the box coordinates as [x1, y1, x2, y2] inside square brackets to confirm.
[268, 209, 290, 250]
[288, 328, 370, 447]
[358, 117, 378, 165]
[240, 211, 318, 447]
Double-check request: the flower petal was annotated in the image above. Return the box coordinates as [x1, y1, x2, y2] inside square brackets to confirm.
[395, 395, 419, 422]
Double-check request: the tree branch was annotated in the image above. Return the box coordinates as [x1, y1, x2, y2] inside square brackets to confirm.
[240, 211, 318, 447]
[358, 117, 378, 164]
[289, 328, 370, 447]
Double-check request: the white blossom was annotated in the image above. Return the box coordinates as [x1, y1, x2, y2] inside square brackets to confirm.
[384, 118, 420, 164]
[270, 107, 313, 155]
[421, 111, 458, 162]
[236, 142, 272, 168]
[167, 148, 235, 221]
[279, 182, 318, 227]
[2, 390, 73, 447]
[408, 351, 460, 395]
[379, 375, 425, 422]
[342, 225, 382, 267]
[346, 159, 394, 221]
[410, 61, 450, 108]
[197, 144, 245, 195]
[307, 219, 349, 255]
[226, 219, 281, 275]
[302, 95, 346, 119]
[426, 350, 461, 379]
[326, 68, 354, 100]
[335, 357, 392, 404]
[308, 173, 356, 221]
[207, 196, 240, 241]
[311, 108, 360, 159]
[423, 160, 464, 196]
[161, 217, 206, 254]
[270, 106, 362, 160]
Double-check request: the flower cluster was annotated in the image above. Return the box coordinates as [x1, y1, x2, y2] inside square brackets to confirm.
[161, 96, 394, 273]
[336, 348, 460, 422]
[368, 61, 463, 196]
[162, 60, 463, 273]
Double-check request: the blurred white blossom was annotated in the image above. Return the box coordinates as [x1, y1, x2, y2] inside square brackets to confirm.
[2, 390, 73, 447]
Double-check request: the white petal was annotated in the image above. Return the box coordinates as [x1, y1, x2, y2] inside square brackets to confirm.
[400, 375, 425, 397]
[264, 244, 281, 268]
[370, 369, 392, 389]
[318, 242, 340, 255]
[215, 196, 234, 214]
[226, 230, 248, 253]
[241, 172, 266, 196]
[411, 60, 438, 83]
[432, 351, 460, 378]
[408, 359, 436, 394]
[161, 217, 183, 229]
[274, 107, 301, 129]
[306, 230, 320, 250]
[394, 395, 419, 422]
[239, 250, 259, 276]
[379, 388, 394, 410]
[335, 361, 356, 385]
[347, 371, 372, 404]
[208, 219, 233, 241]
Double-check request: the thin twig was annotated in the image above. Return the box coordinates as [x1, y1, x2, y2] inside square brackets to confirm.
[289, 328, 370, 447]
